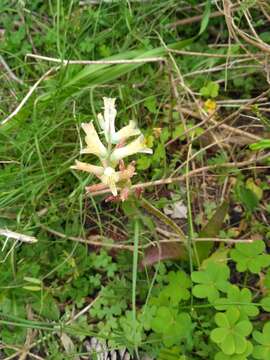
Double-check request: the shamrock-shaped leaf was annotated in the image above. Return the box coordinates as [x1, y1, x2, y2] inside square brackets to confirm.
[200, 81, 220, 98]
[210, 307, 252, 355]
[260, 296, 270, 312]
[253, 322, 270, 359]
[192, 261, 230, 302]
[158, 271, 191, 306]
[263, 268, 270, 289]
[214, 285, 259, 318]
[215, 341, 253, 360]
[150, 307, 192, 347]
[230, 240, 270, 274]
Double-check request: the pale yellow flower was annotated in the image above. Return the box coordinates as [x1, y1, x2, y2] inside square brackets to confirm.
[80, 122, 107, 160]
[111, 135, 153, 162]
[113, 120, 141, 143]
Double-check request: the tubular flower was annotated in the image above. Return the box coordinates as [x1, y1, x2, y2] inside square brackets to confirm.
[70, 160, 104, 177]
[113, 120, 141, 144]
[71, 161, 121, 196]
[98, 97, 117, 143]
[80, 122, 107, 160]
[111, 135, 152, 162]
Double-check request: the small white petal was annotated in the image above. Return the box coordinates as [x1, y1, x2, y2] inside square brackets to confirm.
[97, 113, 105, 131]
[70, 160, 104, 177]
[103, 97, 117, 143]
[112, 120, 141, 144]
[111, 135, 152, 162]
[81, 122, 107, 159]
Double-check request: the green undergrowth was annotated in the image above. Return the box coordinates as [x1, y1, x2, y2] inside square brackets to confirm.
[0, 1, 270, 359]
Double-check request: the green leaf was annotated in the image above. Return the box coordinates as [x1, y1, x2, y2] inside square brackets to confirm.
[192, 261, 230, 302]
[236, 185, 259, 212]
[250, 139, 270, 151]
[230, 240, 270, 274]
[214, 285, 259, 318]
[199, 0, 211, 35]
[260, 297, 270, 312]
[47, 39, 194, 101]
[215, 341, 253, 359]
[23, 286, 42, 291]
[23, 277, 42, 285]
[211, 307, 252, 356]
[32, 294, 60, 321]
[200, 81, 220, 98]
[157, 271, 191, 306]
[246, 178, 263, 200]
[253, 322, 270, 359]
[151, 307, 192, 347]
[144, 96, 157, 114]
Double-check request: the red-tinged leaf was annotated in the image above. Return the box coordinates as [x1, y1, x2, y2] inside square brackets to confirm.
[141, 242, 186, 268]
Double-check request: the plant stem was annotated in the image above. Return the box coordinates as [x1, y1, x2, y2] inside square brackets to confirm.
[132, 219, 139, 357]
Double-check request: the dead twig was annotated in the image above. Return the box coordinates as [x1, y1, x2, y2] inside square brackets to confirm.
[89, 152, 270, 196]
[0, 228, 38, 243]
[26, 53, 165, 65]
[0, 55, 25, 85]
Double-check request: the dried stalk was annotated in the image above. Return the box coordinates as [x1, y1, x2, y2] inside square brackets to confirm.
[26, 53, 165, 65]
[89, 152, 270, 196]
[1, 67, 58, 126]
[0, 228, 38, 243]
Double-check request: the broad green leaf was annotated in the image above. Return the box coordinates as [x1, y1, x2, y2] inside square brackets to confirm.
[246, 178, 263, 200]
[236, 185, 259, 212]
[250, 139, 270, 151]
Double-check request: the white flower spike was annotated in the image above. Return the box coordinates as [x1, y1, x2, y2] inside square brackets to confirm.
[72, 97, 153, 198]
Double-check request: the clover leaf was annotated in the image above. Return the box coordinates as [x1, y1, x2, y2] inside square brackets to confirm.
[150, 307, 192, 347]
[253, 322, 270, 359]
[263, 268, 270, 289]
[215, 341, 253, 360]
[230, 240, 270, 274]
[191, 261, 230, 302]
[158, 271, 191, 306]
[260, 296, 270, 312]
[200, 81, 220, 98]
[210, 307, 252, 355]
[214, 285, 259, 318]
